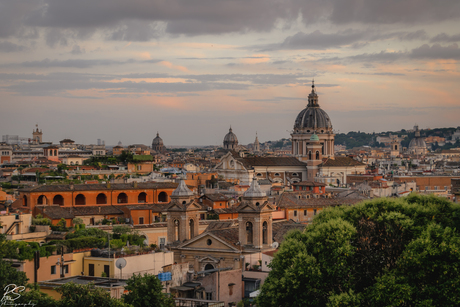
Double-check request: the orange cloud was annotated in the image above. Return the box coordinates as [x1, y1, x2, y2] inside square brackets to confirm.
[240, 54, 270, 64]
[159, 61, 189, 72]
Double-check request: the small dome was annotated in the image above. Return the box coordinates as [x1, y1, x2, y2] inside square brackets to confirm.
[310, 133, 320, 141]
[152, 132, 163, 146]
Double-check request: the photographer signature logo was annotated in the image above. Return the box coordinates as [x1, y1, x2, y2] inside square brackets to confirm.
[0, 284, 35, 307]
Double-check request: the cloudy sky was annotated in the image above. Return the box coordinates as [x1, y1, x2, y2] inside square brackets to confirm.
[0, 0, 459, 146]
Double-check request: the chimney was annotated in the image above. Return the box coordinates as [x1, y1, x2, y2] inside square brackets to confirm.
[107, 182, 111, 189]
[133, 181, 138, 188]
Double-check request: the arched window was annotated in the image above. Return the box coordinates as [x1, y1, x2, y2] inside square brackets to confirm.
[256, 173, 262, 177]
[53, 195, 64, 206]
[246, 222, 253, 245]
[308, 151, 312, 160]
[292, 173, 298, 177]
[189, 219, 194, 239]
[316, 151, 320, 160]
[23, 195, 28, 207]
[96, 193, 107, 204]
[37, 195, 47, 205]
[117, 193, 128, 204]
[274, 173, 280, 177]
[322, 144, 324, 155]
[174, 220, 180, 241]
[263, 221, 268, 245]
[158, 192, 168, 202]
[54, 150, 57, 156]
[138, 192, 147, 203]
[204, 264, 214, 271]
[255, 202, 260, 206]
[75, 194, 86, 205]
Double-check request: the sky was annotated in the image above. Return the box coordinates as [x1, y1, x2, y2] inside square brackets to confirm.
[0, 0, 459, 147]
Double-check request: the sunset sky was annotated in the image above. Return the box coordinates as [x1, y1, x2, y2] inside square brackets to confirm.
[1, 0, 459, 146]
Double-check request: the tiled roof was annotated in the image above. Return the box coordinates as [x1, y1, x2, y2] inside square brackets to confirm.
[201, 193, 230, 202]
[37, 205, 125, 219]
[209, 227, 240, 247]
[293, 181, 326, 187]
[272, 220, 305, 243]
[120, 204, 170, 212]
[276, 192, 362, 209]
[206, 220, 236, 230]
[322, 157, 365, 167]
[21, 182, 178, 193]
[236, 157, 306, 168]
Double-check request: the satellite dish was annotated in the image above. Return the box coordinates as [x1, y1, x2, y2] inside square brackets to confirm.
[116, 258, 127, 269]
[115, 258, 127, 280]
[272, 242, 279, 249]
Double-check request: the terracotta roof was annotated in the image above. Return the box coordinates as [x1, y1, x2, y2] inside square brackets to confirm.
[21, 182, 178, 193]
[209, 227, 240, 247]
[37, 205, 125, 219]
[206, 220, 236, 230]
[272, 220, 305, 243]
[201, 193, 230, 202]
[120, 203, 170, 212]
[276, 192, 362, 209]
[293, 181, 326, 187]
[236, 156, 306, 168]
[322, 157, 365, 167]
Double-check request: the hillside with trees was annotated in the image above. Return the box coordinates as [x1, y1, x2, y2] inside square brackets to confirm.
[257, 195, 460, 306]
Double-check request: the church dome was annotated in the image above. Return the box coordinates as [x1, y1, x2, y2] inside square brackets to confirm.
[223, 127, 238, 149]
[409, 126, 426, 149]
[409, 138, 426, 149]
[152, 132, 163, 146]
[294, 83, 332, 130]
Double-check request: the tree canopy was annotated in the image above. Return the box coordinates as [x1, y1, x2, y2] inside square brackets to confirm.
[257, 194, 460, 307]
[122, 273, 175, 307]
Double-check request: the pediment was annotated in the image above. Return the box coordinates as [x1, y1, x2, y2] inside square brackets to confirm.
[167, 202, 186, 211]
[178, 232, 240, 252]
[185, 201, 202, 211]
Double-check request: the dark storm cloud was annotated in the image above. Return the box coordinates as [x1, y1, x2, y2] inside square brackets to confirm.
[410, 43, 460, 59]
[2, 0, 458, 40]
[0, 41, 28, 52]
[430, 33, 460, 43]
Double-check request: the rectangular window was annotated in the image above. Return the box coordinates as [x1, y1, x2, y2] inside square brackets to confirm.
[63, 265, 69, 274]
[314, 209, 317, 215]
[89, 264, 95, 277]
[294, 210, 297, 217]
[434, 186, 438, 190]
[304, 210, 307, 216]
[51, 265, 56, 275]
[425, 186, 429, 190]
[139, 217, 144, 224]
[206, 292, 213, 300]
[104, 265, 110, 278]
[159, 237, 166, 250]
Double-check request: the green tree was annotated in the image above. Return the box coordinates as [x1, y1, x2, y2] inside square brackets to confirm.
[257, 195, 460, 307]
[57, 282, 129, 307]
[122, 273, 174, 307]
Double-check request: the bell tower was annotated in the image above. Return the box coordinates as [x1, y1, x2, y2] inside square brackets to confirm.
[166, 179, 200, 245]
[238, 177, 275, 250]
